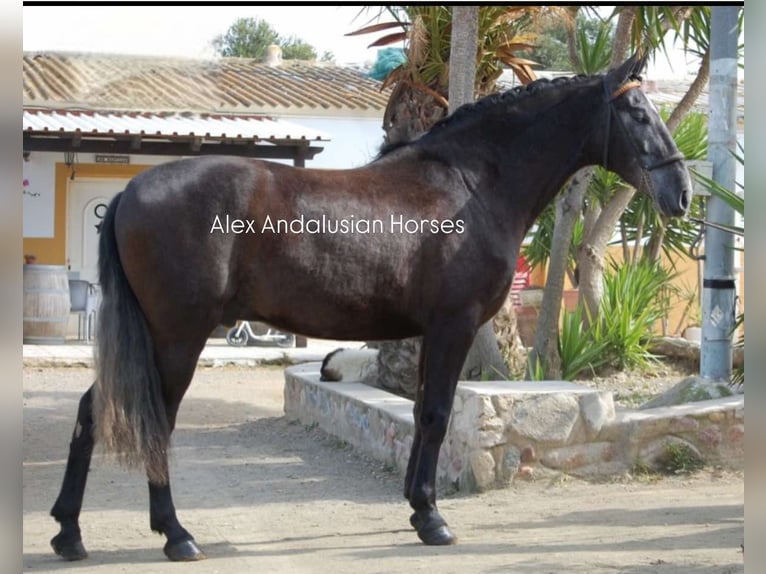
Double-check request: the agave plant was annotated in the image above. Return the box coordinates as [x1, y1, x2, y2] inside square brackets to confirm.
[596, 258, 678, 370]
[558, 303, 610, 380]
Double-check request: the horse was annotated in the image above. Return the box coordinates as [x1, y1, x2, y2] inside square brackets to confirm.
[49, 54, 692, 561]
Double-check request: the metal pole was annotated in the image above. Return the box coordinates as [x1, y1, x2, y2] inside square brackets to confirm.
[700, 6, 739, 381]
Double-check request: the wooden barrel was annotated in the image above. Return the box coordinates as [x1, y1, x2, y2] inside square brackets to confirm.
[23, 265, 70, 344]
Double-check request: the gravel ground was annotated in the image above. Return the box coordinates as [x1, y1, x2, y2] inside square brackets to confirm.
[23, 365, 744, 573]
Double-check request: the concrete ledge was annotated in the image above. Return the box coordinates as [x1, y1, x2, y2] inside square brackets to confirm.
[22, 339, 358, 369]
[284, 363, 744, 492]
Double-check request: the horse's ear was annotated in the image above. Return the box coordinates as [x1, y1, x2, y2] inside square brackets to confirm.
[630, 51, 649, 78]
[605, 52, 648, 92]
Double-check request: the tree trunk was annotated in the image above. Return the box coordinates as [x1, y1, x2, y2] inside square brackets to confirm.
[610, 8, 636, 66]
[578, 7, 707, 324]
[460, 322, 508, 380]
[372, 6, 507, 397]
[448, 6, 479, 109]
[666, 48, 710, 132]
[382, 81, 447, 146]
[448, 6, 508, 381]
[564, 6, 582, 73]
[368, 338, 421, 397]
[577, 185, 636, 324]
[644, 47, 709, 264]
[528, 166, 593, 379]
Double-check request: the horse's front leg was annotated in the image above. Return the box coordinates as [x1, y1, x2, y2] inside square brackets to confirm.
[50, 386, 95, 560]
[404, 339, 426, 501]
[406, 314, 478, 545]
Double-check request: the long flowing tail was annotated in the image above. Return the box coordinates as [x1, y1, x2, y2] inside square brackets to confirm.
[92, 192, 170, 485]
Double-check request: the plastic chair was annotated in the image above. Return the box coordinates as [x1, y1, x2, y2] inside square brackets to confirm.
[69, 280, 100, 341]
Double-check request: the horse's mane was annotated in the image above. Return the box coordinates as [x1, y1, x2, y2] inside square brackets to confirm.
[377, 74, 592, 158]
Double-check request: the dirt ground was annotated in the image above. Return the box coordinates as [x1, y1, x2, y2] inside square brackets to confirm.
[23, 365, 744, 574]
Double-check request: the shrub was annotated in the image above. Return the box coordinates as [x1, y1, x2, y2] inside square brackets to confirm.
[594, 258, 677, 370]
[558, 303, 610, 380]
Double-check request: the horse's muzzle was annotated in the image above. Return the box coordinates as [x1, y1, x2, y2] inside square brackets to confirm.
[658, 185, 692, 217]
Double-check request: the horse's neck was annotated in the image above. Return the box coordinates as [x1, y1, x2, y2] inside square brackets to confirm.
[475, 90, 602, 226]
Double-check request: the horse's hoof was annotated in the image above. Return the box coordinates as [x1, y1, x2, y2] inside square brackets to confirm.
[164, 539, 206, 561]
[417, 522, 458, 545]
[51, 536, 88, 561]
[411, 512, 458, 545]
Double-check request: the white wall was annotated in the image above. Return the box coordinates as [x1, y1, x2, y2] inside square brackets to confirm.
[282, 116, 385, 169]
[22, 154, 55, 237]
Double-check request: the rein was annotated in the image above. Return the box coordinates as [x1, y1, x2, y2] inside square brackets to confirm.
[603, 78, 685, 172]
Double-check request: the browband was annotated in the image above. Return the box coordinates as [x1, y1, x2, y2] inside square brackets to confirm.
[611, 79, 642, 100]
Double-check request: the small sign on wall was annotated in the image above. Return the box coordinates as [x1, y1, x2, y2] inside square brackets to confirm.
[95, 154, 130, 164]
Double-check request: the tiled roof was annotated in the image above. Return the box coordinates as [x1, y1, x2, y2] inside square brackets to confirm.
[23, 51, 390, 117]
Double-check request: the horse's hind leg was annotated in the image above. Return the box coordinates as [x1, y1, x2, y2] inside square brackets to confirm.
[147, 339, 208, 561]
[406, 314, 477, 546]
[50, 385, 95, 560]
[149, 467, 204, 560]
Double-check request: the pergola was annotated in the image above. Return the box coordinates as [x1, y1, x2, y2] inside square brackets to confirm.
[22, 108, 327, 166]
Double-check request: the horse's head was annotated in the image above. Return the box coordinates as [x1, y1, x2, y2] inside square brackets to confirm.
[601, 54, 693, 217]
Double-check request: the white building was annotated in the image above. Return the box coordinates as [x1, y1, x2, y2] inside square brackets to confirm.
[23, 50, 390, 281]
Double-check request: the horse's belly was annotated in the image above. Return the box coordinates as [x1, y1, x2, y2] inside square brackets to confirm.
[239, 293, 421, 342]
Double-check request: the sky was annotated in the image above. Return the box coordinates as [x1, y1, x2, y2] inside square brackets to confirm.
[23, 4, 703, 79]
[23, 5, 384, 65]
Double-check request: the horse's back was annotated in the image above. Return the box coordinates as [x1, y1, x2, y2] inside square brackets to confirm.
[110, 154, 510, 341]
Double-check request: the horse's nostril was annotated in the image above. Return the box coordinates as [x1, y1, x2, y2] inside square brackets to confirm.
[679, 189, 691, 212]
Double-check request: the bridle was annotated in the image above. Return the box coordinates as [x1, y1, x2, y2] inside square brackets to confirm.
[603, 77, 685, 172]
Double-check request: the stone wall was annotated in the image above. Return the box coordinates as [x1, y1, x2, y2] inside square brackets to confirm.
[284, 363, 744, 492]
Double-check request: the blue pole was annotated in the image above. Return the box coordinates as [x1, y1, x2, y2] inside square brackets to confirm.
[700, 6, 739, 381]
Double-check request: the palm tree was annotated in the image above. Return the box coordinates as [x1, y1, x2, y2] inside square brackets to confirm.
[348, 6, 571, 392]
[348, 6, 546, 143]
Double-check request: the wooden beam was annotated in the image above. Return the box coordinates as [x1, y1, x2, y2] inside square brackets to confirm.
[23, 134, 324, 160]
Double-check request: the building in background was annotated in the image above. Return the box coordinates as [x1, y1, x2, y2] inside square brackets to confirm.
[23, 49, 389, 280]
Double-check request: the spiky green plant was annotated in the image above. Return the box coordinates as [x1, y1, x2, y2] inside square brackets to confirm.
[595, 258, 678, 370]
[558, 304, 610, 380]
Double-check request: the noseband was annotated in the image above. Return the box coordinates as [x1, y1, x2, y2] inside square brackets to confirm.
[603, 78, 685, 172]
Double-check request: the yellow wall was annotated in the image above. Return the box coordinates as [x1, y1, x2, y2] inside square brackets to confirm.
[22, 163, 151, 266]
[532, 245, 745, 337]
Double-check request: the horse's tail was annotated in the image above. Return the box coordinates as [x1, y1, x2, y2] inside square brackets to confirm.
[92, 191, 170, 485]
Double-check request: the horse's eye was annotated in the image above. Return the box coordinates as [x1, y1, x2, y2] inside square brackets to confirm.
[630, 110, 650, 124]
